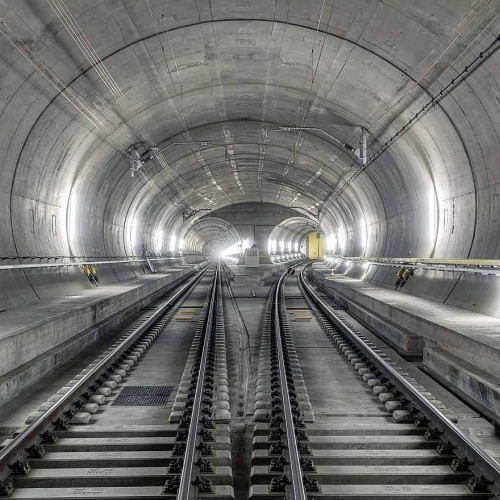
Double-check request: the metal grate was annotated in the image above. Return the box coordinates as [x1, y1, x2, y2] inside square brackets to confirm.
[112, 386, 173, 406]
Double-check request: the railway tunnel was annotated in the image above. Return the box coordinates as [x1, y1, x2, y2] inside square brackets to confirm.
[0, 0, 500, 498]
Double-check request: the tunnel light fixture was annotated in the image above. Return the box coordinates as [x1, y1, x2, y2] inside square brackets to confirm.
[326, 235, 337, 253]
[67, 191, 79, 246]
[154, 229, 163, 253]
[179, 237, 184, 250]
[337, 228, 346, 254]
[170, 235, 177, 252]
[360, 218, 368, 255]
[268, 239, 277, 254]
[279, 240, 285, 253]
[429, 189, 438, 245]
[130, 216, 139, 252]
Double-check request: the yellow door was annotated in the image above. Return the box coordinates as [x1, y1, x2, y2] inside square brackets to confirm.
[306, 232, 325, 259]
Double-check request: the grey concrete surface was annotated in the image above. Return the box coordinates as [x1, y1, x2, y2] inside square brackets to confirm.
[314, 264, 500, 429]
[0, 4, 499, 487]
[0, 0, 498, 316]
[249, 268, 500, 499]
[285, 278, 385, 417]
[0, 263, 202, 405]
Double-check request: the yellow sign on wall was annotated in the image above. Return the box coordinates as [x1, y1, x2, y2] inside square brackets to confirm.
[306, 232, 325, 259]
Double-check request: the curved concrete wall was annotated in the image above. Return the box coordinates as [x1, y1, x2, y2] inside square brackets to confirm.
[0, 1, 499, 313]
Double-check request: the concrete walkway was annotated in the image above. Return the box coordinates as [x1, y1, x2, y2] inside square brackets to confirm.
[0, 264, 201, 406]
[313, 263, 500, 427]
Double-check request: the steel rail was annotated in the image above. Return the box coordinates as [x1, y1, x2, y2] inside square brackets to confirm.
[177, 262, 220, 500]
[300, 263, 500, 494]
[0, 262, 211, 481]
[273, 271, 308, 500]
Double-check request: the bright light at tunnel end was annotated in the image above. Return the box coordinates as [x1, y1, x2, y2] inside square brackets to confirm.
[221, 241, 241, 258]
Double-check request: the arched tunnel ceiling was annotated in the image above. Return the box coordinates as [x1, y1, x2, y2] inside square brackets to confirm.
[0, 1, 500, 260]
[185, 216, 240, 254]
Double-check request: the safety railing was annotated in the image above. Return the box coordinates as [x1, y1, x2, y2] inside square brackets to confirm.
[326, 255, 500, 276]
[0, 256, 189, 271]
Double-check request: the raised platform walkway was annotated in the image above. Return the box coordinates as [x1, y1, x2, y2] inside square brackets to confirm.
[0, 262, 204, 406]
[312, 263, 500, 428]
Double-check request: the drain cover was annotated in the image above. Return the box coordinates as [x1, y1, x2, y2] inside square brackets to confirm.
[112, 386, 173, 406]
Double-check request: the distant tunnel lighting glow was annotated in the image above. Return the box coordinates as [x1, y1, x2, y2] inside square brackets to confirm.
[360, 218, 367, 255]
[429, 189, 438, 244]
[221, 242, 240, 257]
[279, 240, 285, 253]
[294, 241, 299, 252]
[68, 191, 79, 244]
[179, 237, 184, 250]
[239, 238, 252, 253]
[154, 229, 163, 253]
[269, 239, 277, 254]
[337, 228, 346, 254]
[326, 235, 337, 252]
[130, 216, 139, 252]
[170, 235, 177, 252]
[286, 240, 292, 251]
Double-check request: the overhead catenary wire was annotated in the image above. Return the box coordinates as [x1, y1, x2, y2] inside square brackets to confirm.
[279, 0, 492, 219]
[327, 31, 500, 206]
[0, 17, 136, 162]
[2, 0, 183, 218]
[150, 0, 232, 204]
[378, 0, 492, 125]
[275, 0, 334, 204]
[48, 0, 203, 209]
[48, 0, 129, 108]
[0, 18, 107, 131]
[48, 0, 158, 146]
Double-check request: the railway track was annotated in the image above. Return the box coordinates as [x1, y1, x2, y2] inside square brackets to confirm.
[0, 260, 499, 499]
[250, 263, 500, 499]
[0, 262, 233, 499]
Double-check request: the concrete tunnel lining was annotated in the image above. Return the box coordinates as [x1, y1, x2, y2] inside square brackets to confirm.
[0, 2, 500, 480]
[0, 1, 498, 315]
